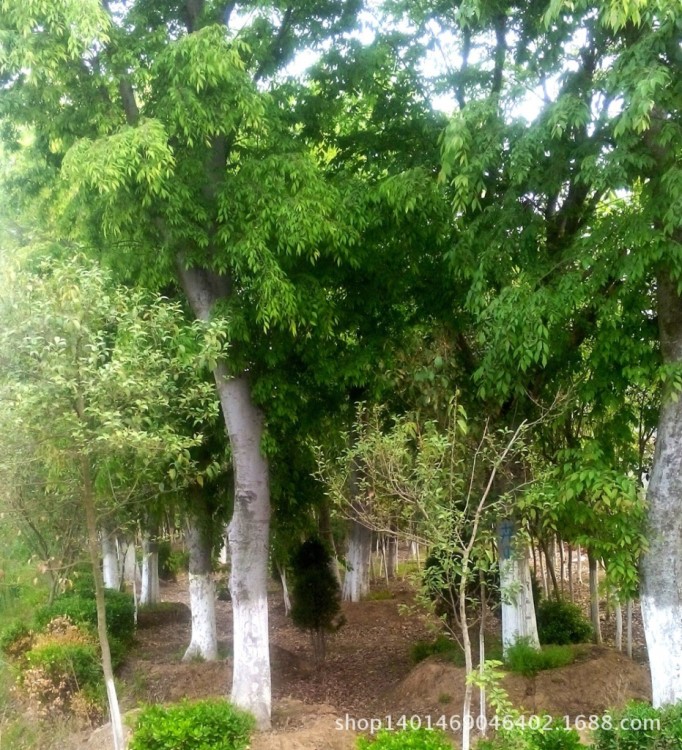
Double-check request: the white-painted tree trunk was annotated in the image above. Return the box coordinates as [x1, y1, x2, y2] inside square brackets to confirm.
[342, 519, 372, 602]
[101, 526, 120, 591]
[121, 537, 138, 585]
[179, 264, 272, 729]
[588, 552, 602, 645]
[499, 523, 540, 654]
[641, 272, 682, 707]
[183, 510, 218, 662]
[615, 598, 623, 652]
[626, 600, 633, 659]
[140, 533, 159, 606]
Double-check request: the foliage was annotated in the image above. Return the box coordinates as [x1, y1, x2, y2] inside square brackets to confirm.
[0, 621, 34, 659]
[35, 589, 135, 650]
[476, 721, 584, 750]
[592, 702, 682, 750]
[357, 728, 453, 750]
[158, 541, 189, 582]
[290, 538, 343, 664]
[536, 600, 593, 646]
[504, 639, 575, 677]
[18, 616, 104, 722]
[129, 699, 255, 750]
[411, 635, 464, 666]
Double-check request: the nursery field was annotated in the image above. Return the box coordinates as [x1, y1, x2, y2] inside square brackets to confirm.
[0, 570, 656, 750]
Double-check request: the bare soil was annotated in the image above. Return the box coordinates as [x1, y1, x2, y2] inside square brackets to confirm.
[69, 572, 652, 750]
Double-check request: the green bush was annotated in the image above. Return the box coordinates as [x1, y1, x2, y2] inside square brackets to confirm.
[290, 538, 343, 663]
[358, 728, 453, 749]
[0, 621, 34, 658]
[411, 635, 464, 665]
[158, 541, 189, 581]
[26, 641, 101, 689]
[477, 719, 583, 750]
[35, 588, 135, 646]
[536, 599, 592, 645]
[505, 639, 575, 677]
[129, 699, 255, 750]
[592, 701, 682, 750]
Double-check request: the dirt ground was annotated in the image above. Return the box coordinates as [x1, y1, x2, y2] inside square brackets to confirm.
[68, 571, 652, 750]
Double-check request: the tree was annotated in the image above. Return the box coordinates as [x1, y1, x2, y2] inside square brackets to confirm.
[290, 538, 343, 665]
[0, 254, 219, 747]
[381, 0, 680, 704]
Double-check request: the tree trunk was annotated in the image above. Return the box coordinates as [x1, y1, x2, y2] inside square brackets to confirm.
[101, 523, 120, 591]
[568, 546, 574, 602]
[277, 563, 291, 616]
[641, 271, 682, 707]
[183, 498, 218, 662]
[499, 521, 540, 654]
[615, 596, 623, 652]
[479, 572, 487, 738]
[588, 552, 602, 645]
[342, 519, 372, 602]
[81, 457, 124, 750]
[539, 536, 560, 600]
[627, 600, 633, 659]
[140, 530, 159, 606]
[121, 536, 138, 587]
[178, 264, 272, 728]
[386, 534, 398, 580]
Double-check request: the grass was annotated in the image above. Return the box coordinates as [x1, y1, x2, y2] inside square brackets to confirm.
[504, 638, 576, 677]
[366, 589, 394, 601]
[411, 635, 465, 666]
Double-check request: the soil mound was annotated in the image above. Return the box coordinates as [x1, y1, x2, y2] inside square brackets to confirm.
[388, 646, 651, 719]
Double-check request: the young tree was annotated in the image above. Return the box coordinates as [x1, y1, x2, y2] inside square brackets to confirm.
[0, 255, 219, 747]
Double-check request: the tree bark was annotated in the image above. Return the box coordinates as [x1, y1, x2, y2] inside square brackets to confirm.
[178, 263, 272, 728]
[588, 552, 602, 645]
[140, 530, 159, 606]
[499, 521, 540, 654]
[640, 270, 682, 706]
[342, 519, 372, 602]
[101, 523, 120, 591]
[183, 496, 218, 662]
[81, 457, 125, 750]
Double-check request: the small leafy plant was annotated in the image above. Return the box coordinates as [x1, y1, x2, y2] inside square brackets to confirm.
[504, 639, 575, 677]
[357, 727, 453, 749]
[411, 634, 464, 665]
[592, 701, 682, 750]
[129, 699, 255, 750]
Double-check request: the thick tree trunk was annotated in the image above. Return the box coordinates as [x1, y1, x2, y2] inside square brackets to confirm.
[641, 271, 682, 707]
[121, 536, 137, 586]
[342, 519, 372, 602]
[222, 373, 271, 728]
[101, 524, 120, 591]
[499, 521, 540, 654]
[140, 531, 159, 606]
[178, 263, 272, 729]
[183, 500, 218, 662]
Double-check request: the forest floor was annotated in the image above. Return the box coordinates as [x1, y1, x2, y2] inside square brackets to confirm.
[68, 572, 651, 750]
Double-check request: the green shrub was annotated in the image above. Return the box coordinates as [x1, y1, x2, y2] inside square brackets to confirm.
[18, 617, 104, 720]
[411, 635, 464, 665]
[0, 621, 34, 658]
[290, 538, 343, 663]
[536, 599, 592, 645]
[358, 728, 453, 749]
[35, 588, 135, 646]
[129, 699, 255, 750]
[158, 541, 189, 581]
[505, 639, 575, 677]
[592, 701, 682, 750]
[476, 719, 583, 750]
